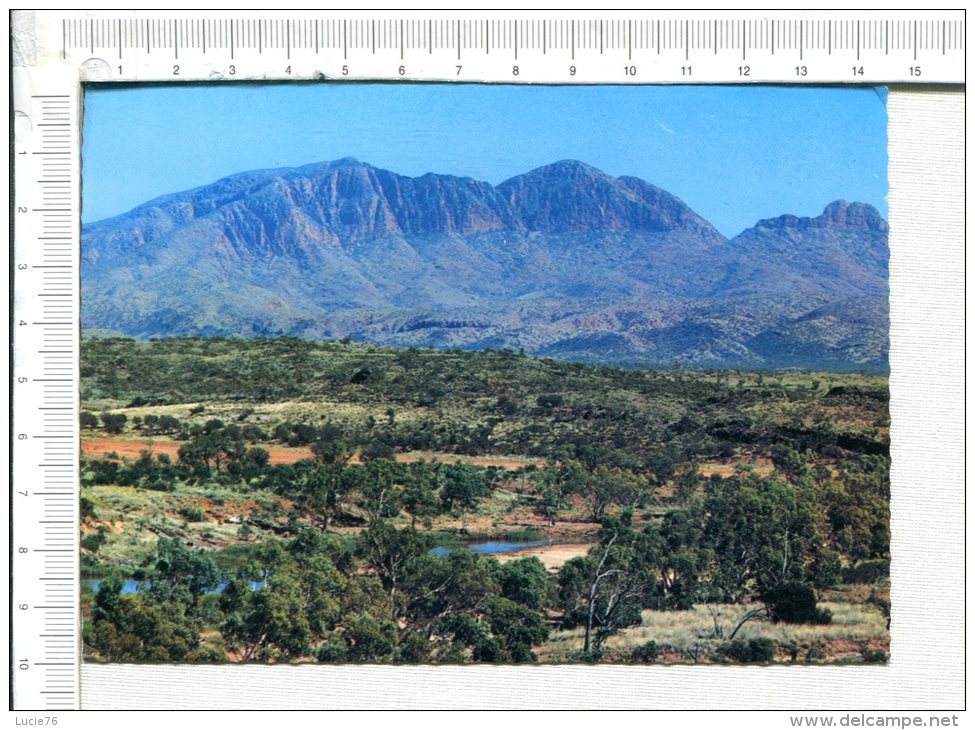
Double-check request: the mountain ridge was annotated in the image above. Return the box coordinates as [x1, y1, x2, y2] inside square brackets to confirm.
[81, 159, 888, 370]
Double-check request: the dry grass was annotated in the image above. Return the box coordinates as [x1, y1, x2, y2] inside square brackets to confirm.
[538, 600, 889, 664]
[81, 482, 284, 569]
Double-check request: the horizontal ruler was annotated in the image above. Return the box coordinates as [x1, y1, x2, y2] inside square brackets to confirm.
[19, 10, 967, 84]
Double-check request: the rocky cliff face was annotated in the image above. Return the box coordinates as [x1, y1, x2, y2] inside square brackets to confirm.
[82, 159, 889, 370]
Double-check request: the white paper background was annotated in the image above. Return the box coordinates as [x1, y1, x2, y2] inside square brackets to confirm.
[75, 87, 965, 710]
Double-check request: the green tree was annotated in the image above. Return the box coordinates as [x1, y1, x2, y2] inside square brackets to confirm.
[578, 465, 646, 523]
[100, 412, 127, 434]
[359, 459, 403, 520]
[87, 596, 200, 662]
[361, 520, 432, 606]
[638, 509, 707, 610]
[219, 542, 314, 661]
[310, 438, 353, 465]
[287, 528, 348, 635]
[495, 557, 550, 610]
[698, 475, 824, 602]
[401, 466, 440, 528]
[295, 462, 352, 529]
[341, 612, 399, 662]
[439, 463, 489, 531]
[557, 515, 652, 656]
[149, 537, 222, 611]
[532, 458, 580, 523]
[86, 575, 200, 662]
[485, 597, 549, 662]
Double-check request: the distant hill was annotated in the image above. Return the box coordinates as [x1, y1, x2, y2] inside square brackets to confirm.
[81, 159, 888, 370]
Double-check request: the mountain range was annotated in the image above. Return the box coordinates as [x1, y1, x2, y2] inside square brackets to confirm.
[81, 158, 889, 370]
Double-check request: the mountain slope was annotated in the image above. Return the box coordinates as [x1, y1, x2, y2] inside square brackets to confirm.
[81, 159, 888, 370]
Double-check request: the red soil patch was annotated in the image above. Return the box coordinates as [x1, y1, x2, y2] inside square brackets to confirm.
[83, 437, 183, 462]
[699, 457, 773, 478]
[393, 452, 544, 470]
[82, 437, 543, 470]
[81, 437, 312, 465]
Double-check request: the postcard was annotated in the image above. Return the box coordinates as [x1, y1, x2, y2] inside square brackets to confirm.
[77, 83, 892, 670]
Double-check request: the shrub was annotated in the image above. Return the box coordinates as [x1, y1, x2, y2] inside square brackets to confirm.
[316, 638, 347, 663]
[536, 393, 563, 409]
[81, 528, 107, 553]
[157, 415, 182, 433]
[100, 412, 127, 434]
[350, 368, 371, 384]
[145, 480, 175, 493]
[342, 612, 397, 662]
[630, 640, 660, 664]
[842, 559, 890, 584]
[860, 647, 888, 664]
[721, 637, 775, 664]
[576, 649, 603, 663]
[496, 396, 519, 415]
[395, 631, 433, 663]
[761, 581, 832, 625]
[809, 549, 843, 589]
[804, 641, 827, 663]
[186, 645, 227, 663]
[237, 408, 255, 422]
[179, 506, 205, 522]
[80, 495, 96, 520]
[505, 528, 541, 542]
[241, 425, 267, 441]
[203, 418, 226, 434]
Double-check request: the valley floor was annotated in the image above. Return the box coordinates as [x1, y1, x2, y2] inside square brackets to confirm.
[79, 337, 890, 665]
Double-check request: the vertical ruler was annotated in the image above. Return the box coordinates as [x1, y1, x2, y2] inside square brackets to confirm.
[11, 73, 82, 710]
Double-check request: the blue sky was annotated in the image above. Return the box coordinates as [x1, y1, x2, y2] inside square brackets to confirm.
[82, 83, 887, 237]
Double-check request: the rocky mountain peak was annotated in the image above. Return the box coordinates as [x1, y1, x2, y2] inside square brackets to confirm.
[750, 200, 889, 234]
[820, 200, 889, 232]
[80, 159, 889, 369]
